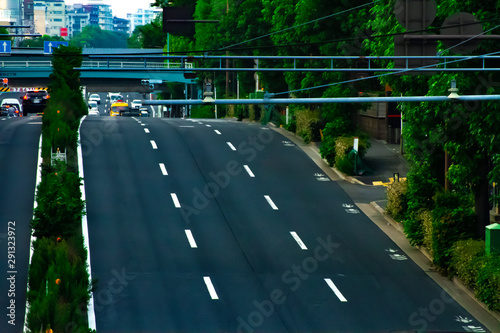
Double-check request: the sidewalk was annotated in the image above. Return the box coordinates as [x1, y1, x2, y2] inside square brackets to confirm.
[353, 138, 409, 186]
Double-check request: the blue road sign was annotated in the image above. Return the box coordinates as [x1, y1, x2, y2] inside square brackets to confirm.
[0, 40, 11, 53]
[44, 41, 69, 54]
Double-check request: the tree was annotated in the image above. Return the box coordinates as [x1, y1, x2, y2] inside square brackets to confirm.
[70, 25, 128, 48]
[18, 35, 65, 47]
[0, 27, 11, 41]
[365, 0, 500, 237]
[128, 15, 167, 48]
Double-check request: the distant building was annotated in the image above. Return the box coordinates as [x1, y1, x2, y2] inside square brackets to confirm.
[95, 3, 112, 31]
[45, 0, 66, 37]
[66, 4, 90, 38]
[23, 0, 35, 33]
[33, 0, 47, 35]
[0, 0, 22, 25]
[127, 8, 162, 35]
[113, 16, 129, 34]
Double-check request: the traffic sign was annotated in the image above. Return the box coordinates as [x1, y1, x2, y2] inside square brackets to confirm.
[0, 40, 11, 53]
[44, 41, 68, 54]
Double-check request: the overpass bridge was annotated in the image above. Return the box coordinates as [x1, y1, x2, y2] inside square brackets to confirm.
[0, 48, 196, 92]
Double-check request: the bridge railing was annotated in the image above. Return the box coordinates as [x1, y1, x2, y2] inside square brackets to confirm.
[0, 60, 193, 69]
[0, 60, 52, 68]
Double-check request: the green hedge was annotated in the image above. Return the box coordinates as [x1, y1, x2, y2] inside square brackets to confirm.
[430, 191, 476, 270]
[332, 135, 370, 175]
[27, 237, 91, 332]
[295, 108, 321, 144]
[30, 163, 85, 239]
[451, 239, 485, 289]
[191, 105, 215, 118]
[450, 240, 500, 311]
[476, 254, 500, 311]
[386, 180, 408, 221]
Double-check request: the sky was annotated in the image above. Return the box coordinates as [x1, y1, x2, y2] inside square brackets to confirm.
[65, 0, 156, 20]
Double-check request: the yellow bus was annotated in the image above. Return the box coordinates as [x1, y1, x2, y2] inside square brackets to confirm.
[110, 102, 129, 117]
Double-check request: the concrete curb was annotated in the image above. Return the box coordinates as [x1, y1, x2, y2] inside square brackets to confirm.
[270, 125, 372, 186]
[370, 201, 500, 323]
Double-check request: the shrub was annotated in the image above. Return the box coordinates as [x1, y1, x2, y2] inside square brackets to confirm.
[421, 209, 434, 255]
[431, 191, 476, 270]
[402, 165, 440, 246]
[295, 108, 320, 144]
[386, 179, 408, 221]
[27, 237, 91, 332]
[450, 239, 485, 289]
[476, 254, 500, 311]
[30, 163, 85, 238]
[191, 105, 215, 118]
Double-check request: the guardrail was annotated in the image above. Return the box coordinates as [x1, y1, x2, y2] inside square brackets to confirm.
[0, 60, 193, 69]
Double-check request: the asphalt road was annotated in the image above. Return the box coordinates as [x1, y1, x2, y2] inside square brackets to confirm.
[81, 117, 488, 332]
[0, 116, 41, 333]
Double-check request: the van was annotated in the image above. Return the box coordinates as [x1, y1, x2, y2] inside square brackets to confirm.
[109, 93, 123, 104]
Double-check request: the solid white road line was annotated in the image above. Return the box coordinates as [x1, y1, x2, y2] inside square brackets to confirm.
[227, 142, 236, 151]
[290, 231, 308, 250]
[203, 276, 219, 300]
[171, 193, 181, 208]
[77, 116, 97, 329]
[264, 195, 279, 210]
[185, 230, 198, 248]
[144, 128, 150, 133]
[243, 165, 255, 177]
[150, 140, 158, 149]
[324, 278, 347, 302]
[215, 130, 221, 135]
[159, 163, 168, 175]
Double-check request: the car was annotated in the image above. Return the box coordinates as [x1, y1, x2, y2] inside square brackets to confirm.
[0, 104, 21, 117]
[131, 99, 142, 109]
[88, 110, 100, 117]
[0, 98, 22, 117]
[109, 93, 123, 104]
[88, 93, 101, 104]
[140, 107, 149, 117]
[88, 100, 98, 112]
[22, 90, 49, 116]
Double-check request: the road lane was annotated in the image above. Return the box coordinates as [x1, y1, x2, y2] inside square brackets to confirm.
[82, 117, 289, 332]
[166, 119, 486, 332]
[82, 117, 487, 332]
[0, 117, 41, 333]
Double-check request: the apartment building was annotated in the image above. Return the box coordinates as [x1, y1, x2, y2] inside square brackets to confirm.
[127, 8, 161, 35]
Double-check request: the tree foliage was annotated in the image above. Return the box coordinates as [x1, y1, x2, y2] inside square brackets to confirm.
[70, 25, 128, 48]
